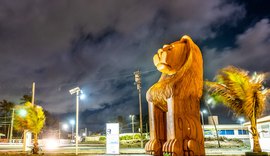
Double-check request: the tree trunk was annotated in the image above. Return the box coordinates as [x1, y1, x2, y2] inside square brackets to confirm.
[32, 132, 39, 154]
[250, 115, 262, 152]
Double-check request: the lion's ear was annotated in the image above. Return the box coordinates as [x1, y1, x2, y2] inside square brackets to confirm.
[173, 35, 194, 74]
[180, 35, 193, 51]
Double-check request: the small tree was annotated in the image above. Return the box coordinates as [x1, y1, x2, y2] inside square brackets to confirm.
[20, 95, 32, 104]
[0, 100, 15, 138]
[205, 66, 270, 153]
[14, 102, 45, 154]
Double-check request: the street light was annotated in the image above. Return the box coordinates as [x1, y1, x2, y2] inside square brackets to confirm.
[129, 115, 135, 133]
[59, 122, 69, 143]
[69, 87, 81, 155]
[18, 109, 27, 117]
[129, 115, 135, 139]
[62, 124, 69, 131]
[200, 109, 207, 136]
[79, 90, 86, 100]
[238, 117, 245, 135]
[206, 97, 221, 148]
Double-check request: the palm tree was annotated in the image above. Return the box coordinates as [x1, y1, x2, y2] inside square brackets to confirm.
[0, 100, 15, 115]
[14, 102, 45, 154]
[20, 95, 32, 104]
[205, 66, 270, 153]
[0, 100, 15, 138]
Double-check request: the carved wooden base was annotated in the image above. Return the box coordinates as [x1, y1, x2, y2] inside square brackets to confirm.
[146, 139, 205, 156]
[163, 139, 182, 156]
[145, 139, 163, 155]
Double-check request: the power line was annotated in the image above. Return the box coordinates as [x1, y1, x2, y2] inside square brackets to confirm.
[0, 68, 158, 90]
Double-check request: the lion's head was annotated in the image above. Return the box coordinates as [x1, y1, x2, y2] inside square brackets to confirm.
[153, 35, 198, 76]
[147, 35, 203, 108]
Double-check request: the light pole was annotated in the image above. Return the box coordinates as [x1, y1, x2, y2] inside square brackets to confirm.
[18, 108, 28, 151]
[206, 97, 221, 148]
[129, 115, 135, 139]
[129, 115, 135, 133]
[134, 70, 143, 148]
[200, 109, 207, 136]
[9, 108, 15, 143]
[69, 87, 81, 155]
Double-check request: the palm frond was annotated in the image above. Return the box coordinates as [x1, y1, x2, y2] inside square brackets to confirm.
[219, 66, 250, 101]
[14, 102, 45, 134]
[205, 66, 270, 118]
[205, 81, 244, 115]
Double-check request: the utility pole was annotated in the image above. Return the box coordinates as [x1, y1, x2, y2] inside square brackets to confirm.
[23, 82, 35, 151]
[134, 70, 143, 148]
[9, 108, 15, 143]
[32, 82, 35, 105]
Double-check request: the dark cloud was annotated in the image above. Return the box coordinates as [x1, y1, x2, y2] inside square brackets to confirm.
[204, 19, 270, 79]
[0, 0, 261, 131]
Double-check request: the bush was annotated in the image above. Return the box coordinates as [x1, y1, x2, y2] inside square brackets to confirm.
[228, 138, 244, 143]
[134, 134, 141, 139]
[120, 133, 148, 140]
[120, 135, 133, 140]
[99, 136, 106, 141]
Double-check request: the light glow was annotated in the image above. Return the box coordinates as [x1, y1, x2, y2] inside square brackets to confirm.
[62, 124, 68, 130]
[70, 119, 75, 125]
[80, 93, 86, 100]
[18, 109, 27, 117]
[202, 109, 207, 114]
[239, 117, 245, 123]
[43, 138, 59, 150]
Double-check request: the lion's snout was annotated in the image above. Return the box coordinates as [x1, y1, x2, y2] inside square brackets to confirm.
[154, 49, 168, 66]
[153, 49, 175, 75]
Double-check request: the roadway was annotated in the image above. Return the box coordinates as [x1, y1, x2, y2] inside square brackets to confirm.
[1, 143, 270, 155]
[0, 143, 146, 155]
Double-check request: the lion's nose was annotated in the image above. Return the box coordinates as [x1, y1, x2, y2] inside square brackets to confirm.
[163, 44, 169, 48]
[158, 49, 163, 56]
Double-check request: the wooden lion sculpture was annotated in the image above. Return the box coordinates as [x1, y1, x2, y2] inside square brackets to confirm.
[145, 35, 205, 156]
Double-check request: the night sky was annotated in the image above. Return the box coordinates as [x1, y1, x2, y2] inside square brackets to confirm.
[0, 0, 270, 132]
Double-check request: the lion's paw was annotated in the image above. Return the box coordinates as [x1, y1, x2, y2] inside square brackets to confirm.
[162, 139, 182, 156]
[145, 139, 162, 155]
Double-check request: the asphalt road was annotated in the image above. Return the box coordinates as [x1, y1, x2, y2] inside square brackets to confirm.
[1, 143, 270, 156]
[0, 143, 146, 155]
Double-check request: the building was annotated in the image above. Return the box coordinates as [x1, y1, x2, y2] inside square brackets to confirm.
[243, 115, 270, 152]
[203, 116, 249, 141]
[203, 124, 249, 140]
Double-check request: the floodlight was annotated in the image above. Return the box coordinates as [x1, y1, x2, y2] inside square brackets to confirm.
[69, 87, 80, 95]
